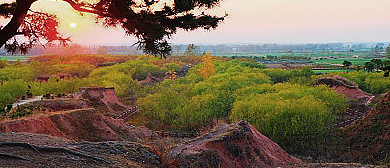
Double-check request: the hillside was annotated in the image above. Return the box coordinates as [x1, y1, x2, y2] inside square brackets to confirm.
[343, 91, 390, 164]
[0, 86, 304, 167]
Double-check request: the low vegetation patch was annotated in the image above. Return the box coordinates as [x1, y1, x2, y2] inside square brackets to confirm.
[138, 59, 348, 155]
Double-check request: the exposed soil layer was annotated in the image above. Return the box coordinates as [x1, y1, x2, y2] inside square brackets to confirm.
[332, 85, 373, 102]
[0, 132, 73, 147]
[0, 117, 69, 139]
[315, 76, 358, 89]
[302, 163, 378, 168]
[316, 76, 374, 113]
[333, 85, 374, 115]
[1, 87, 157, 143]
[0, 109, 151, 142]
[74, 87, 130, 117]
[20, 87, 130, 118]
[168, 121, 302, 168]
[0, 135, 162, 168]
[26, 98, 89, 112]
[49, 109, 124, 141]
[315, 76, 374, 101]
[343, 91, 390, 164]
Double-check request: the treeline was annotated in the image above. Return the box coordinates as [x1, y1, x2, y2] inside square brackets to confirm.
[30, 54, 136, 66]
[227, 55, 311, 61]
[16, 45, 144, 55]
[172, 43, 380, 53]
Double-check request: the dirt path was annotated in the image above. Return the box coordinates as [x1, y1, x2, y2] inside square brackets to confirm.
[12, 96, 43, 108]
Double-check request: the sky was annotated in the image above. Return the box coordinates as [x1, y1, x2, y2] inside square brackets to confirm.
[23, 0, 390, 44]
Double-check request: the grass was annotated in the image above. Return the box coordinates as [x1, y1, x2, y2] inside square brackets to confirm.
[0, 55, 33, 61]
[313, 69, 349, 73]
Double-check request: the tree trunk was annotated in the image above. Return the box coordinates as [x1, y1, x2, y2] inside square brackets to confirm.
[0, 0, 36, 48]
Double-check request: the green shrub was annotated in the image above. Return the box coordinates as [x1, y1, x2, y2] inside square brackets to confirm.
[138, 62, 272, 131]
[231, 83, 348, 154]
[163, 63, 182, 72]
[0, 80, 28, 107]
[260, 67, 314, 84]
[89, 60, 166, 81]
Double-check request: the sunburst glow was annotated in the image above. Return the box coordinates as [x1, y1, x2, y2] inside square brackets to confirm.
[69, 22, 77, 28]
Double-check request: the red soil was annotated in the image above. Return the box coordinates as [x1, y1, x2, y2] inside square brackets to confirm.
[168, 121, 302, 168]
[0, 87, 150, 142]
[49, 109, 124, 141]
[332, 85, 375, 107]
[343, 92, 390, 163]
[74, 87, 130, 116]
[332, 85, 371, 100]
[0, 109, 131, 142]
[316, 76, 374, 106]
[0, 117, 69, 139]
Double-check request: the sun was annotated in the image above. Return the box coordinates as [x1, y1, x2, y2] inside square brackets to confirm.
[69, 22, 77, 28]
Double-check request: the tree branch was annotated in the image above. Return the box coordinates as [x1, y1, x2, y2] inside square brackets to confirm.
[23, 20, 45, 48]
[0, 0, 34, 48]
[61, 0, 109, 16]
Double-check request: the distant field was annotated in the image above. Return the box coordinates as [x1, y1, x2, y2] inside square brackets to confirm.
[212, 51, 373, 58]
[0, 55, 33, 61]
[313, 69, 348, 73]
[212, 53, 263, 57]
[0, 53, 385, 66]
[213, 52, 309, 57]
[313, 58, 385, 66]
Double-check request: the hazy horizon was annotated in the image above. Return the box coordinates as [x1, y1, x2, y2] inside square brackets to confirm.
[76, 41, 390, 46]
[11, 0, 390, 45]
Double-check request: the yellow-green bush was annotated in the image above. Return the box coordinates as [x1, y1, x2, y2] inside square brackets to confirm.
[231, 83, 348, 154]
[0, 80, 29, 107]
[89, 60, 165, 81]
[260, 67, 314, 84]
[0, 59, 165, 107]
[138, 62, 273, 131]
[0, 60, 96, 82]
[163, 63, 182, 72]
[49, 64, 95, 77]
[0, 66, 35, 81]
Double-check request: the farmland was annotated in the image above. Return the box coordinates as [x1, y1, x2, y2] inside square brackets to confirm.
[0, 55, 32, 61]
[313, 57, 379, 66]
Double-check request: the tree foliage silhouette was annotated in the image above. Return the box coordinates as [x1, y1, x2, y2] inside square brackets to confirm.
[386, 45, 390, 58]
[184, 44, 200, 56]
[342, 60, 352, 72]
[0, 0, 226, 57]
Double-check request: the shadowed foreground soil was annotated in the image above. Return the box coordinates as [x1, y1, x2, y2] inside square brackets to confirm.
[0, 133, 162, 168]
